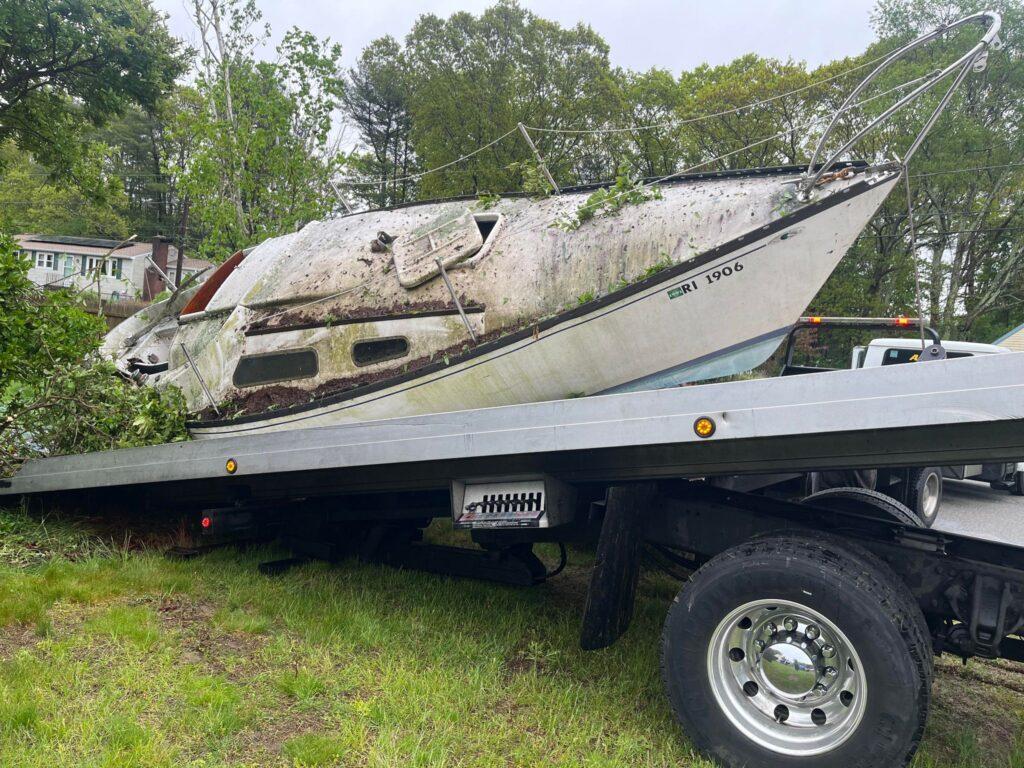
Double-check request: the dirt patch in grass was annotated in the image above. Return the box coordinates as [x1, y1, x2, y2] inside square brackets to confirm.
[0, 624, 39, 659]
[224, 706, 335, 765]
[147, 595, 269, 676]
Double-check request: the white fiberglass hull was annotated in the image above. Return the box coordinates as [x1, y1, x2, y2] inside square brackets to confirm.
[190, 172, 898, 438]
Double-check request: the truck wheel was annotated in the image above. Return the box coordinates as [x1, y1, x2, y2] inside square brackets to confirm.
[902, 468, 942, 527]
[802, 486, 925, 527]
[662, 535, 932, 768]
[1012, 471, 1024, 497]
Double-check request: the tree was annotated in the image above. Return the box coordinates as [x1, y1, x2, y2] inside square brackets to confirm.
[342, 37, 417, 208]
[90, 106, 184, 240]
[399, 0, 616, 197]
[0, 0, 185, 179]
[171, 0, 346, 259]
[0, 142, 128, 237]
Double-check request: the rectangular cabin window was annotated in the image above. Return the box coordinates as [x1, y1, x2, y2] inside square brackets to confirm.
[232, 348, 319, 388]
[352, 337, 409, 367]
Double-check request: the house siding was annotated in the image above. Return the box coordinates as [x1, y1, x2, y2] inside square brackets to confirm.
[18, 238, 211, 302]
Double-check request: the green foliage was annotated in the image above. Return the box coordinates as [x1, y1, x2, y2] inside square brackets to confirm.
[474, 192, 502, 210]
[342, 36, 417, 209]
[0, 142, 129, 237]
[89, 106, 185, 241]
[169, 3, 346, 260]
[0, 234, 187, 476]
[0, 0, 184, 178]
[353, 0, 616, 199]
[638, 256, 673, 281]
[506, 160, 553, 199]
[555, 165, 662, 231]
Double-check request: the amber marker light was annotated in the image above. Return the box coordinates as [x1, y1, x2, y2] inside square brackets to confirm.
[225, 458, 238, 474]
[694, 417, 716, 438]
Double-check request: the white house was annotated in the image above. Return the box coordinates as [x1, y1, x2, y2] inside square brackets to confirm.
[18, 234, 212, 302]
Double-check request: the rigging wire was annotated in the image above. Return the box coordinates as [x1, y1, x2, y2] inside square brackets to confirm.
[903, 167, 928, 349]
[522, 50, 920, 136]
[329, 47, 917, 193]
[856, 227, 1024, 239]
[911, 162, 1024, 178]
[506, 73, 940, 238]
[334, 127, 520, 188]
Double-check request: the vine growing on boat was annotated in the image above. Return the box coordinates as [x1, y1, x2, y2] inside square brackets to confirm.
[507, 161, 554, 199]
[475, 192, 502, 210]
[554, 165, 662, 231]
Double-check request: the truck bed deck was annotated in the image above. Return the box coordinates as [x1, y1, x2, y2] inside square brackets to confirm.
[4, 353, 1024, 507]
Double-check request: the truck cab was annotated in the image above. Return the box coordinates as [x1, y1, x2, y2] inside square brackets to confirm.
[779, 317, 1024, 517]
[850, 334, 1022, 495]
[853, 337, 1011, 369]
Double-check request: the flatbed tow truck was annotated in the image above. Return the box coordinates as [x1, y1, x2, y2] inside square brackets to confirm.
[5, 350, 1024, 767]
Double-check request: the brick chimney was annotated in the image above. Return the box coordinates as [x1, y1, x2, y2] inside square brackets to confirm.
[143, 235, 172, 301]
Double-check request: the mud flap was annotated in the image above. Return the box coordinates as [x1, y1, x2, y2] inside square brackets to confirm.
[580, 483, 658, 650]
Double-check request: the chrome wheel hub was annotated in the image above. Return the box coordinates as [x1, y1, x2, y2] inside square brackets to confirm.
[921, 473, 940, 519]
[707, 599, 867, 756]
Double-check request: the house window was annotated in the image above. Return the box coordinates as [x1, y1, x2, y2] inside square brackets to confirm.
[85, 256, 118, 278]
[34, 252, 55, 270]
[352, 337, 410, 367]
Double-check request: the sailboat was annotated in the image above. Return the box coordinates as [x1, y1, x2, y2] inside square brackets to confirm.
[102, 12, 1001, 439]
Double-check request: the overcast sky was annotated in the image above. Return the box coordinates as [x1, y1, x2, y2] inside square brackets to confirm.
[152, 0, 881, 74]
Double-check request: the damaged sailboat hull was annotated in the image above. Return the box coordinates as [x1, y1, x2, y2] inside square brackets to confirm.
[104, 164, 899, 439]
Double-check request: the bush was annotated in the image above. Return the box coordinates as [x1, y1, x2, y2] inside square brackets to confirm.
[0, 233, 187, 476]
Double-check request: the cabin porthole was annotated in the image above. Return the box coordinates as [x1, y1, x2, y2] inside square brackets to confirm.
[352, 336, 410, 367]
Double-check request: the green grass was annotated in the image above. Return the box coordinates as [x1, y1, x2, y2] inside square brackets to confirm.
[0, 506, 1022, 767]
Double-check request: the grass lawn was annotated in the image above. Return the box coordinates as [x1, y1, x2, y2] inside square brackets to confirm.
[1, 506, 1022, 767]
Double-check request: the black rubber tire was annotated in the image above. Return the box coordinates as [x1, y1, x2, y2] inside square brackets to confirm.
[802, 486, 925, 527]
[1012, 471, 1024, 497]
[903, 468, 942, 527]
[661, 534, 933, 768]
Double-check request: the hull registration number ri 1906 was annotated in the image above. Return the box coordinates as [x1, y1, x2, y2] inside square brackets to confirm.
[667, 260, 744, 300]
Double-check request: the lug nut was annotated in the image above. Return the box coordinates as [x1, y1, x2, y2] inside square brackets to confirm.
[805, 625, 820, 640]
[784, 617, 797, 632]
[824, 666, 838, 679]
[813, 683, 828, 696]
[765, 622, 777, 635]
[754, 639, 766, 652]
[822, 644, 836, 658]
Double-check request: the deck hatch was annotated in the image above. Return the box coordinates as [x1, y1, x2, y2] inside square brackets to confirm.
[392, 207, 484, 288]
[233, 348, 319, 388]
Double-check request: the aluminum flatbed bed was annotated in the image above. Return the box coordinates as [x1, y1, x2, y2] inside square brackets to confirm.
[4, 352, 1024, 503]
